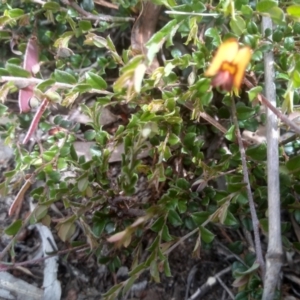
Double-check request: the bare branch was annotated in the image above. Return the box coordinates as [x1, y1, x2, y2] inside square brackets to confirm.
[188, 266, 232, 300]
[261, 16, 283, 300]
[60, 0, 134, 22]
[0, 76, 112, 95]
[244, 78, 300, 135]
[94, 0, 119, 10]
[231, 97, 266, 276]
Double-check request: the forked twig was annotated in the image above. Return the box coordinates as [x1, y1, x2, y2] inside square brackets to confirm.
[187, 266, 232, 299]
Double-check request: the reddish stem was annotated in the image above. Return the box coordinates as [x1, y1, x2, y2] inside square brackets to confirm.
[22, 98, 49, 144]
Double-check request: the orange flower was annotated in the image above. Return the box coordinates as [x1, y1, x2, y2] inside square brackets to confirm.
[205, 39, 252, 92]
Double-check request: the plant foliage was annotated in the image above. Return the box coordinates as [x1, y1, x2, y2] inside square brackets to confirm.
[1, 0, 300, 299]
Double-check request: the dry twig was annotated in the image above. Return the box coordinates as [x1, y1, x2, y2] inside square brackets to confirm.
[60, 0, 134, 22]
[94, 0, 119, 10]
[187, 266, 232, 300]
[231, 97, 266, 276]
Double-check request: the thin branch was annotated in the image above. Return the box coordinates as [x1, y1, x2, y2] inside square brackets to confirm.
[0, 208, 36, 261]
[60, 0, 134, 22]
[31, 0, 46, 5]
[215, 276, 234, 299]
[165, 11, 219, 17]
[0, 76, 113, 94]
[183, 101, 228, 134]
[164, 228, 199, 256]
[94, 0, 119, 10]
[188, 266, 232, 300]
[22, 98, 49, 144]
[261, 16, 283, 300]
[231, 97, 266, 277]
[244, 77, 300, 135]
[0, 245, 89, 271]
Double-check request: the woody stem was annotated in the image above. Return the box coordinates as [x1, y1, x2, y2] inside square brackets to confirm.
[244, 77, 300, 134]
[231, 96, 266, 277]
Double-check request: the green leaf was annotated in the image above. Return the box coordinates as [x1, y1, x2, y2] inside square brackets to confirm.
[284, 37, 295, 51]
[54, 70, 77, 84]
[234, 262, 260, 276]
[256, 0, 277, 12]
[247, 86, 263, 102]
[162, 224, 173, 242]
[72, 84, 93, 93]
[167, 209, 182, 227]
[129, 262, 147, 277]
[150, 260, 160, 283]
[0, 103, 8, 115]
[5, 63, 31, 77]
[70, 144, 78, 161]
[241, 5, 253, 17]
[47, 171, 61, 182]
[168, 133, 180, 146]
[288, 5, 300, 18]
[33, 205, 48, 221]
[93, 217, 107, 237]
[123, 275, 138, 295]
[57, 158, 68, 170]
[268, 7, 285, 24]
[78, 174, 89, 192]
[79, 20, 92, 31]
[43, 2, 61, 11]
[84, 129, 96, 141]
[246, 144, 267, 161]
[102, 283, 123, 297]
[191, 211, 210, 226]
[7, 9, 24, 18]
[228, 241, 244, 254]
[0, 68, 9, 75]
[236, 105, 256, 120]
[230, 16, 246, 35]
[151, 216, 165, 232]
[177, 200, 187, 213]
[57, 221, 76, 242]
[164, 259, 172, 277]
[200, 226, 215, 244]
[225, 125, 236, 142]
[224, 211, 239, 226]
[176, 178, 190, 190]
[36, 79, 56, 92]
[85, 72, 107, 89]
[286, 155, 300, 173]
[5, 219, 22, 235]
[146, 19, 179, 62]
[42, 150, 57, 161]
[81, 0, 94, 11]
[183, 132, 196, 149]
[247, 21, 258, 34]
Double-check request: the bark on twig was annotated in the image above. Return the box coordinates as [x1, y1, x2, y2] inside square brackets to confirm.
[60, 0, 134, 22]
[1, 76, 112, 94]
[261, 16, 283, 300]
[244, 77, 300, 135]
[187, 266, 232, 299]
[231, 98, 265, 276]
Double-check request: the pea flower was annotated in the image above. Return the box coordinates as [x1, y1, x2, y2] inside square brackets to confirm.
[205, 38, 252, 93]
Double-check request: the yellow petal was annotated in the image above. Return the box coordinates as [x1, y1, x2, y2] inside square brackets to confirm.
[232, 46, 252, 89]
[205, 39, 239, 77]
